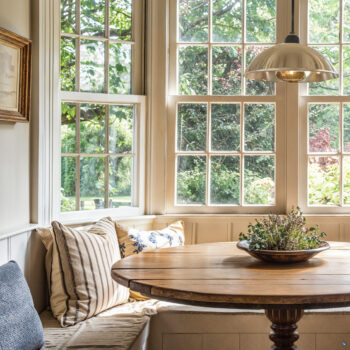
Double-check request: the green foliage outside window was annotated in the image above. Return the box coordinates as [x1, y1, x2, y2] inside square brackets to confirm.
[60, 0, 135, 212]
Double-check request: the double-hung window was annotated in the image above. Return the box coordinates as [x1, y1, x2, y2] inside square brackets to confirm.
[300, 0, 350, 213]
[59, 0, 145, 219]
[166, 0, 286, 214]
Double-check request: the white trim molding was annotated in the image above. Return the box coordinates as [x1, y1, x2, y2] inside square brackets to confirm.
[31, 0, 61, 226]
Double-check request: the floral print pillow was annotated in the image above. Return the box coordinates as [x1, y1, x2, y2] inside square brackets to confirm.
[115, 221, 185, 258]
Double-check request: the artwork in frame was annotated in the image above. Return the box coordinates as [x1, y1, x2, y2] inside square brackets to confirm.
[0, 27, 31, 123]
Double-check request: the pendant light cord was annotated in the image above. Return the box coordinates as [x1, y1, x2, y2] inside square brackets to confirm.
[284, 0, 299, 42]
[291, 0, 295, 33]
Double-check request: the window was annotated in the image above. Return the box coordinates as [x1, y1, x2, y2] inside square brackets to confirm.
[300, 0, 350, 212]
[166, 0, 286, 213]
[59, 0, 145, 217]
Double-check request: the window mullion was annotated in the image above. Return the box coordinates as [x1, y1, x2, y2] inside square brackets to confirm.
[76, 104, 81, 211]
[105, 104, 110, 208]
[206, 102, 210, 206]
[341, 102, 344, 205]
[105, 0, 109, 94]
[208, 0, 212, 96]
[240, 101, 244, 205]
[242, 0, 246, 95]
[341, 0, 344, 95]
[76, 0, 81, 92]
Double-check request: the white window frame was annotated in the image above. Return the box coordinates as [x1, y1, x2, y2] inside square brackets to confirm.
[33, 0, 146, 225]
[298, 0, 350, 214]
[165, 0, 287, 214]
[57, 93, 146, 223]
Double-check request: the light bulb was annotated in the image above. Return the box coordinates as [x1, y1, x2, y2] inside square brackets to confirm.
[276, 70, 306, 83]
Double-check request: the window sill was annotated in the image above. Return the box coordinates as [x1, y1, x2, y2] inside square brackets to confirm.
[57, 207, 151, 226]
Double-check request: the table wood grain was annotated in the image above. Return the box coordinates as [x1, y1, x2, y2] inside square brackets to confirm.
[111, 241, 350, 350]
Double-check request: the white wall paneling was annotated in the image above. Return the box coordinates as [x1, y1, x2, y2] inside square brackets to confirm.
[0, 239, 8, 265]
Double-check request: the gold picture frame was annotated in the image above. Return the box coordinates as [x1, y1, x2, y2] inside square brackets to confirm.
[0, 27, 31, 123]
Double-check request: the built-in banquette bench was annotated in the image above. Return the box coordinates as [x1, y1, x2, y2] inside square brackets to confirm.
[2, 216, 350, 350]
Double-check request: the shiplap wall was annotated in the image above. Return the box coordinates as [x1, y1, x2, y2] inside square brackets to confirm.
[0, 228, 35, 269]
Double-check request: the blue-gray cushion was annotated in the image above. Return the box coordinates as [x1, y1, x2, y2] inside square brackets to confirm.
[0, 261, 44, 350]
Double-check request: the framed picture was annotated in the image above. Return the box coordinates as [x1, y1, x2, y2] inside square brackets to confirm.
[0, 27, 31, 123]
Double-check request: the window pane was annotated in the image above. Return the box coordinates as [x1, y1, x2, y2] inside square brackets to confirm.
[80, 104, 106, 153]
[109, 43, 131, 94]
[109, 157, 132, 208]
[61, 157, 76, 212]
[177, 103, 207, 151]
[246, 0, 276, 43]
[308, 104, 339, 152]
[80, 39, 105, 92]
[178, 46, 208, 95]
[80, 157, 105, 210]
[61, 37, 76, 91]
[309, 0, 339, 43]
[344, 0, 350, 42]
[212, 46, 241, 95]
[80, 0, 105, 37]
[344, 104, 350, 152]
[109, 105, 134, 154]
[245, 46, 274, 95]
[308, 156, 340, 205]
[343, 46, 350, 95]
[244, 103, 275, 152]
[344, 157, 350, 204]
[309, 46, 339, 95]
[110, 0, 132, 40]
[177, 155, 206, 204]
[211, 104, 240, 151]
[61, 0, 76, 34]
[212, 0, 242, 43]
[210, 156, 240, 205]
[244, 155, 275, 205]
[178, 0, 208, 42]
[61, 103, 76, 153]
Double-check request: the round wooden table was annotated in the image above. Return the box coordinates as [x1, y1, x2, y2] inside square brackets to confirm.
[111, 241, 350, 350]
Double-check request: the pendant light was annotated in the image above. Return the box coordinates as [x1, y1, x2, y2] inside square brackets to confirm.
[245, 0, 338, 83]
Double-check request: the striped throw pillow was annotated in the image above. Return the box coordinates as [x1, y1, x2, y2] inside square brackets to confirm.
[39, 217, 129, 327]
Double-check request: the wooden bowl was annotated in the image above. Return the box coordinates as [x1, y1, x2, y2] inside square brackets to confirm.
[236, 240, 330, 264]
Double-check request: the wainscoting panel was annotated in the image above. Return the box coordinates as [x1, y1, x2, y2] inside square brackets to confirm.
[195, 222, 230, 244]
[10, 232, 30, 270]
[0, 238, 8, 265]
[0, 230, 34, 269]
[155, 216, 350, 244]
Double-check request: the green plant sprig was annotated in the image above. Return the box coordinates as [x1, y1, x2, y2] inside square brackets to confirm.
[239, 207, 326, 251]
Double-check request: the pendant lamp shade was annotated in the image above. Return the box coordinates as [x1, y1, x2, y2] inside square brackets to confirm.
[245, 43, 338, 83]
[244, 0, 338, 83]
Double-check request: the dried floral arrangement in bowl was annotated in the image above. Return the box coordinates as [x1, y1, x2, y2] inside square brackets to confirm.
[237, 208, 329, 263]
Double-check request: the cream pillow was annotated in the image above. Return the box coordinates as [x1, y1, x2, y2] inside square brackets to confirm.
[38, 217, 129, 327]
[115, 220, 185, 258]
[115, 220, 185, 300]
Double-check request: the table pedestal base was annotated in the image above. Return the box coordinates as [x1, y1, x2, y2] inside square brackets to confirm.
[265, 309, 304, 350]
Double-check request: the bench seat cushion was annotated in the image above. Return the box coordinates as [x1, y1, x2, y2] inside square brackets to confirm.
[40, 302, 152, 350]
[41, 298, 350, 350]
